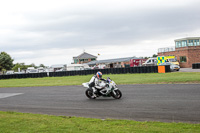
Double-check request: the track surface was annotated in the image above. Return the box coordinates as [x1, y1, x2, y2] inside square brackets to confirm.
[0, 84, 200, 123]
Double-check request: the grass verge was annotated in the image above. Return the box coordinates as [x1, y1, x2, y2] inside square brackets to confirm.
[0, 72, 200, 88]
[0, 111, 199, 133]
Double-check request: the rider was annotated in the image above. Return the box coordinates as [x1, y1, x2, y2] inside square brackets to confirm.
[89, 71, 106, 97]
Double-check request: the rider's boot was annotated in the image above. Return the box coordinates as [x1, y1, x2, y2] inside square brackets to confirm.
[92, 87, 97, 98]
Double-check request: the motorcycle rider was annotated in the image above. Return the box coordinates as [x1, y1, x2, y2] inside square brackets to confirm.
[89, 71, 106, 98]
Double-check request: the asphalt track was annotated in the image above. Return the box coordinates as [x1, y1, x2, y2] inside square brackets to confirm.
[0, 84, 200, 123]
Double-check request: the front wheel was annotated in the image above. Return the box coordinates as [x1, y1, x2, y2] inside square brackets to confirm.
[111, 90, 122, 99]
[85, 88, 96, 99]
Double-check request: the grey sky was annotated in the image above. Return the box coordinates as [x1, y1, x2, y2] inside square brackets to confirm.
[0, 0, 200, 66]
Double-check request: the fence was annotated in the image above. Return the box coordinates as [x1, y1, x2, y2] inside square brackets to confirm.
[0, 66, 170, 80]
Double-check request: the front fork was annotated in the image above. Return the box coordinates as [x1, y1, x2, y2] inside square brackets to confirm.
[112, 88, 119, 95]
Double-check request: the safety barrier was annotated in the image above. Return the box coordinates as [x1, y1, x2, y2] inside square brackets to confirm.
[0, 66, 170, 79]
[0, 72, 48, 80]
[192, 63, 200, 69]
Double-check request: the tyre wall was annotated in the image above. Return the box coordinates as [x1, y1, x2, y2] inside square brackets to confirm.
[0, 66, 170, 79]
[192, 63, 200, 69]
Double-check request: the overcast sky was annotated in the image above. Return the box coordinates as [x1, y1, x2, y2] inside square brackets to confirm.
[1, 0, 200, 66]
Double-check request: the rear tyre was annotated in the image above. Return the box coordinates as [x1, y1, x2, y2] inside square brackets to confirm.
[111, 90, 122, 99]
[85, 88, 96, 99]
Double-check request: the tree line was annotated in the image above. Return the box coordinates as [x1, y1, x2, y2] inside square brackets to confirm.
[0, 52, 45, 73]
[0, 51, 158, 74]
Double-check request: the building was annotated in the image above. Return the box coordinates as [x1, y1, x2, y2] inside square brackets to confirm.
[87, 57, 138, 68]
[73, 52, 97, 64]
[158, 37, 200, 68]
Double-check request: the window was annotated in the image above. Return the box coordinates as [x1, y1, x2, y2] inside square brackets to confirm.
[197, 40, 200, 46]
[180, 56, 187, 62]
[188, 39, 200, 46]
[175, 42, 179, 48]
[194, 40, 197, 46]
[188, 40, 193, 46]
[74, 59, 78, 64]
[181, 40, 187, 47]
[169, 58, 176, 62]
[194, 39, 199, 46]
[91, 58, 96, 61]
[178, 41, 181, 47]
[147, 60, 151, 63]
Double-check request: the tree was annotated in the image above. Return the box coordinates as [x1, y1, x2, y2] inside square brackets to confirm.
[28, 63, 36, 68]
[144, 56, 150, 59]
[12, 63, 28, 72]
[152, 54, 158, 57]
[0, 52, 14, 71]
[39, 64, 45, 68]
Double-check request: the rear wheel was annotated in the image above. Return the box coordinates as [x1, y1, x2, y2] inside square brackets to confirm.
[111, 90, 122, 99]
[85, 89, 96, 99]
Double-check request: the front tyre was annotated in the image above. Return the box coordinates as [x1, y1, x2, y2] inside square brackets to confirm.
[111, 90, 122, 99]
[85, 88, 96, 99]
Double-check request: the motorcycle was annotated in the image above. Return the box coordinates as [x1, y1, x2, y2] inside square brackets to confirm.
[82, 77, 122, 99]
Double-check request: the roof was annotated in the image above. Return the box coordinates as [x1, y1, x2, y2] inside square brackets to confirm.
[174, 37, 200, 41]
[73, 52, 97, 59]
[87, 57, 140, 65]
[50, 64, 66, 68]
[67, 64, 89, 67]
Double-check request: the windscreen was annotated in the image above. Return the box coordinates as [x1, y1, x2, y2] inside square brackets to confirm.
[169, 58, 176, 62]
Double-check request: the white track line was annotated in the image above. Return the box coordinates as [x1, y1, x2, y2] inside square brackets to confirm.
[0, 93, 23, 99]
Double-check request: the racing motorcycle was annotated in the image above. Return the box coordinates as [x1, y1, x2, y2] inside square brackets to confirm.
[82, 77, 122, 99]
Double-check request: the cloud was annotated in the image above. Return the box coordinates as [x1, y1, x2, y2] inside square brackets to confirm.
[1, 0, 200, 65]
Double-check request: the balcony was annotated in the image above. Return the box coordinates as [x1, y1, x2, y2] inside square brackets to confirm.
[158, 47, 175, 53]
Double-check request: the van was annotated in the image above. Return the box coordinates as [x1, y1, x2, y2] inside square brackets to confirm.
[142, 57, 157, 66]
[130, 59, 147, 67]
[157, 56, 179, 66]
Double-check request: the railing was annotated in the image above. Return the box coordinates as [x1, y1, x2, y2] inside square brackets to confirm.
[158, 47, 175, 53]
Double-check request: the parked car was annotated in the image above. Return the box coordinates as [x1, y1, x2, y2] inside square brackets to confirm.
[27, 69, 38, 73]
[6, 70, 14, 75]
[159, 62, 180, 72]
[14, 72, 25, 74]
[92, 66, 99, 69]
[55, 69, 63, 72]
[168, 58, 179, 66]
[38, 67, 45, 73]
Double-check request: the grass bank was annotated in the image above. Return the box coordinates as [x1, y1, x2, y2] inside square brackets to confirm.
[0, 72, 200, 87]
[0, 111, 199, 133]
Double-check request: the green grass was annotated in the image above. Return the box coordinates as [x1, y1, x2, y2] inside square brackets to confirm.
[0, 72, 200, 88]
[0, 111, 199, 133]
